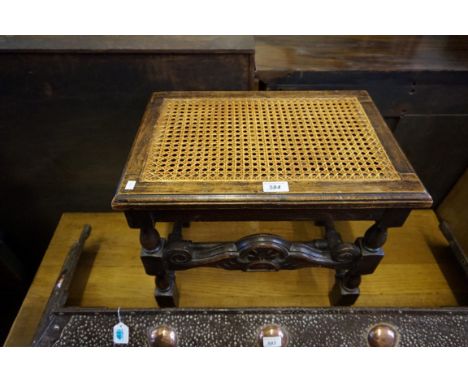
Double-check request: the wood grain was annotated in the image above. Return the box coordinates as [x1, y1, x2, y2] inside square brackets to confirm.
[0, 36, 255, 53]
[255, 36, 468, 72]
[5, 210, 467, 346]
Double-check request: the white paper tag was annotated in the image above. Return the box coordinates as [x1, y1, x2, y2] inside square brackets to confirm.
[262, 181, 289, 193]
[125, 180, 136, 190]
[113, 323, 129, 344]
[263, 336, 282, 347]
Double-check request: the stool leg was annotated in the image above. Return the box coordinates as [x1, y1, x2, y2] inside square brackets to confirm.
[329, 221, 387, 306]
[155, 271, 179, 308]
[329, 269, 362, 306]
[153, 222, 186, 307]
[139, 217, 179, 308]
[140, 222, 162, 253]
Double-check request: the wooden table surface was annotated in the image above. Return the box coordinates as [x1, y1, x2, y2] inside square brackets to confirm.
[5, 210, 468, 346]
[255, 36, 468, 72]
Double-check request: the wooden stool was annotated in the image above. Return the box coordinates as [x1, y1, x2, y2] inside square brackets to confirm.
[112, 91, 432, 307]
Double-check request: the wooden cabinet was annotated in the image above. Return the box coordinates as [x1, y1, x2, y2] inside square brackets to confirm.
[256, 36, 468, 206]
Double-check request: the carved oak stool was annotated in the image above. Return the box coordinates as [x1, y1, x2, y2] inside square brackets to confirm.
[112, 91, 431, 307]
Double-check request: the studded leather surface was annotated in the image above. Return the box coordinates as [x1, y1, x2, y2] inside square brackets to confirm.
[37, 309, 468, 347]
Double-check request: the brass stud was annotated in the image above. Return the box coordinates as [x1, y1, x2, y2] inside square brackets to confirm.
[368, 323, 398, 347]
[148, 325, 177, 347]
[257, 324, 289, 347]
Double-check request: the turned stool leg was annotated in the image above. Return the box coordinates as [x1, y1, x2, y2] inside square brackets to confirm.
[359, 222, 387, 276]
[140, 224, 162, 252]
[154, 270, 178, 308]
[329, 268, 362, 306]
[139, 217, 178, 308]
[330, 221, 387, 306]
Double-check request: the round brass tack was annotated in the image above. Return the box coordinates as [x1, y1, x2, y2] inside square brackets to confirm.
[148, 325, 178, 347]
[368, 323, 399, 347]
[257, 324, 289, 347]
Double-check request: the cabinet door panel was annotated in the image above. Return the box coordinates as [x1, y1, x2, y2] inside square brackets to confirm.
[394, 115, 468, 206]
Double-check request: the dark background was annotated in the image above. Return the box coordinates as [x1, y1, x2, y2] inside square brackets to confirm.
[1, 35, 467, 344]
